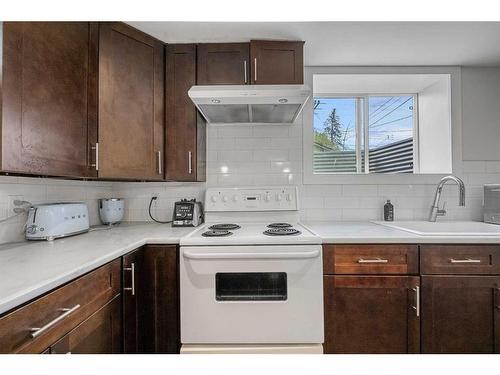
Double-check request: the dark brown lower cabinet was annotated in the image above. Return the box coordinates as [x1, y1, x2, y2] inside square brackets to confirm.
[324, 275, 420, 354]
[50, 296, 122, 354]
[141, 245, 179, 353]
[421, 275, 500, 353]
[122, 248, 144, 353]
[122, 246, 179, 354]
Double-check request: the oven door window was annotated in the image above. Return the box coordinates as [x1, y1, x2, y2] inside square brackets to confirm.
[215, 272, 287, 301]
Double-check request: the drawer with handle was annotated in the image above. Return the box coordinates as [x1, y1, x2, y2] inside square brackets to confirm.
[0, 258, 121, 353]
[420, 245, 500, 275]
[323, 244, 419, 275]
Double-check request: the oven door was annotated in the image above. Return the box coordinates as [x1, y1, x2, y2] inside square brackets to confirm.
[180, 245, 324, 344]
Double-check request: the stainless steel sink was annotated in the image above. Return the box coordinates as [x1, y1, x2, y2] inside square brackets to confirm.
[372, 221, 500, 236]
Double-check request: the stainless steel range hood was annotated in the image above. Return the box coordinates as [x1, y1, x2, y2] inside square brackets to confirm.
[188, 85, 311, 125]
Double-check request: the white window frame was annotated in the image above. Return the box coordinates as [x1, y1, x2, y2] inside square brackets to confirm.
[302, 66, 463, 185]
[313, 93, 419, 174]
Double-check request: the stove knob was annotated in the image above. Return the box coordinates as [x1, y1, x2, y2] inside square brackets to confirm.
[210, 195, 217, 203]
[264, 193, 271, 202]
[276, 193, 283, 201]
[222, 195, 228, 203]
[232, 195, 239, 202]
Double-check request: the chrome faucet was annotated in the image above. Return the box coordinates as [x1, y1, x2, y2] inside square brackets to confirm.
[429, 175, 465, 222]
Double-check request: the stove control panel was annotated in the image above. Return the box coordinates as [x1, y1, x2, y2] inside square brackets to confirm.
[205, 187, 298, 212]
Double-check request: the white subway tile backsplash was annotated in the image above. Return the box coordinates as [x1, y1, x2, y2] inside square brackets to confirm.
[342, 185, 378, 197]
[205, 120, 500, 222]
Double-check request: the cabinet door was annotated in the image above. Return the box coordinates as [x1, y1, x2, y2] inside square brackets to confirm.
[166, 44, 205, 182]
[50, 296, 122, 354]
[141, 245, 179, 353]
[324, 276, 420, 354]
[98, 22, 164, 180]
[122, 248, 143, 353]
[250, 40, 304, 84]
[2, 22, 97, 178]
[422, 276, 500, 353]
[197, 43, 250, 85]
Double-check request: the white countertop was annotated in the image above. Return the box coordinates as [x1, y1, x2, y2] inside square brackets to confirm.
[2, 220, 500, 315]
[303, 221, 500, 244]
[0, 223, 195, 315]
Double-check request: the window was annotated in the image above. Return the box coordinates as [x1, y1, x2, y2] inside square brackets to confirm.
[313, 95, 417, 174]
[305, 72, 454, 181]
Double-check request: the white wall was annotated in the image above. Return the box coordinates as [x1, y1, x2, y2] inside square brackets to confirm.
[462, 67, 500, 161]
[206, 67, 500, 222]
[0, 176, 114, 244]
[418, 78, 453, 173]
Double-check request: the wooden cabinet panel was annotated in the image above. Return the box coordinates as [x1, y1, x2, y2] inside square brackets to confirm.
[324, 276, 420, 354]
[197, 43, 250, 85]
[141, 245, 179, 353]
[1, 22, 97, 178]
[50, 296, 122, 354]
[323, 244, 419, 275]
[421, 245, 500, 275]
[122, 248, 143, 353]
[421, 275, 500, 353]
[98, 22, 164, 180]
[0, 259, 120, 354]
[250, 40, 304, 84]
[166, 44, 205, 182]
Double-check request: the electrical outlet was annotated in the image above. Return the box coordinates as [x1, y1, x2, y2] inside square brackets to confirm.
[151, 194, 160, 207]
[8, 195, 24, 214]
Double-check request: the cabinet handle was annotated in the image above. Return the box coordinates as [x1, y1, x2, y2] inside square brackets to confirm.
[411, 286, 420, 317]
[244, 60, 248, 84]
[357, 258, 388, 264]
[449, 258, 481, 264]
[124, 263, 136, 296]
[29, 304, 80, 338]
[188, 151, 193, 174]
[254, 58, 257, 82]
[157, 151, 162, 175]
[90, 143, 99, 171]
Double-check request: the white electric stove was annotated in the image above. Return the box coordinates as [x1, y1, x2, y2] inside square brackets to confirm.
[179, 186, 324, 354]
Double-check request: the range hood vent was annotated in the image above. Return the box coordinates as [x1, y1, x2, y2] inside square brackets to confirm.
[188, 85, 311, 125]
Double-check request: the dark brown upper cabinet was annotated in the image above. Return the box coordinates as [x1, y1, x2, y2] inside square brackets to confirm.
[98, 22, 165, 180]
[1, 22, 97, 178]
[250, 40, 304, 84]
[197, 43, 250, 85]
[165, 44, 206, 182]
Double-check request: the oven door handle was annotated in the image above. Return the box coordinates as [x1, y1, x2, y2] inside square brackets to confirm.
[182, 249, 320, 260]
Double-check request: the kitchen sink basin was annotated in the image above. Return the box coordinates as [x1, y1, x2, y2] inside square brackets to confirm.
[372, 220, 500, 236]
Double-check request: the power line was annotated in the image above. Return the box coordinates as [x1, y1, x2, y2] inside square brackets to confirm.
[369, 97, 395, 117]
[370, 97, 412, 127]
[370, 114, 413, 129]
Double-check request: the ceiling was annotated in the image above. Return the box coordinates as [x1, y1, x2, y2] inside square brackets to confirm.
[128, 22, 500, 66]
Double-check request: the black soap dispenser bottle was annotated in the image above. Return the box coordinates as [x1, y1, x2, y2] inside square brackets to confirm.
[384, 200, 394, 221]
